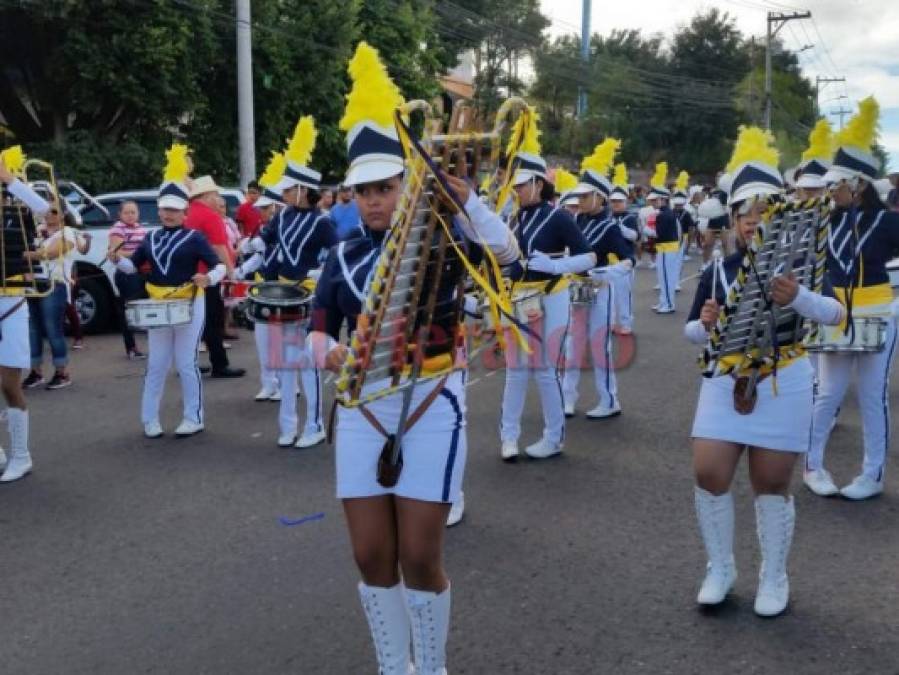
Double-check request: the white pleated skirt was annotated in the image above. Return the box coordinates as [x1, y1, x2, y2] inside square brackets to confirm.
[691, 356, 814, 453]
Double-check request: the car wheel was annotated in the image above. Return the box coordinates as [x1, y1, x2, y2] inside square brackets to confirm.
[77, 277, 113, 334]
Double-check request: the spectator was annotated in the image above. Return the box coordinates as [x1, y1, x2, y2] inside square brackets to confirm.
[22, 206, 84, 389]
[217, 195, 241, 340]
[108, 201, 148, 359]
[329, 184, 362, 239]
[185, 176, 245, 378]
[235, 180, 264, 238]
[318, 187, 334, 214]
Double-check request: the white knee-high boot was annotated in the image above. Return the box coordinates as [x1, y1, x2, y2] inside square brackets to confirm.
[1, 408, 31, 482]
[358, 582, 413, 675]
[694, 486, 736, 604]
[754, 494, 795, 617]
[405, 585, 451, 675]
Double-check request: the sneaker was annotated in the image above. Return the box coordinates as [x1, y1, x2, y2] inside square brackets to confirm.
[501, 440, 519, 462]
[563, 401, 575, 418]
[648, 262, 657, 270]
[278, 433, 297, 448]
[269, 390, 282, 402]
[295, 429, 326, 449]
[175, 419, 204, 437]
[255, 388, 277, 402]
[128, 349, 147, 360]
[653, 284, 660, 290]
[199, 344, 207, 353]
[655, 307, 675, 314]
[586, 403, 622, 419]
[446, 492, 465, 527]
[524, 437, 562, 459]
[46, 372, 72, 390]
[22, 371, 44, 389]
[144, 420, 164, 439]
[72, 339, 84, 350]
[803, 468, 839, 497]
[676, 285, 683, 292]
[840, 475, 883, 501]
[223, 342, 233, 349]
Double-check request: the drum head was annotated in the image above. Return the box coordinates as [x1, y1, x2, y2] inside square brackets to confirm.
[249, 282, 309, 305]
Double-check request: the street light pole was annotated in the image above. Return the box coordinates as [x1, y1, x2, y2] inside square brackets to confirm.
[236, 0, 256, 188]
[577, 0, 591, 119]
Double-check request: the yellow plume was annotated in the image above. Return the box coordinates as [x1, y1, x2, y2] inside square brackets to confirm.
[285, 116, 317, 166]
[163, 143, 191, 182]
[726, 126, 779, 173]
[339, 41, 405, 132]
[613, 163, 628, 187]
[581, 138, 620, 176]
[0, 145, 26, 175]
[259, 152, 286, 189]
[836, 96, 879, 152]
[650, 162, 668, 188]
[480, 174, 492, 194]
[801, 119, 834, 162]
[506, 106, 541, 157]
[554, 167, 578, 194]
[675, 170, 689, 193]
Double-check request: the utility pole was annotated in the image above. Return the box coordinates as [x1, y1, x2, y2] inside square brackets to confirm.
[236, 0, 256, 188]
[830, 106, 852, 130]
[577, 0, 591, 119]
[765, 10, 811, 130]
[815, 76, 845, 117]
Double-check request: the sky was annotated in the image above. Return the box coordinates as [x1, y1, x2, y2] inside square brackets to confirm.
[539, 0, 898, 171]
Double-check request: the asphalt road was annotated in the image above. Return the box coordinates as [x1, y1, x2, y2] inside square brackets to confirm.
[3, 258, 899, 675]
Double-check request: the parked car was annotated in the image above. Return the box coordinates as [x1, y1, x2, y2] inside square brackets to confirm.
[72, 188, 244, 333]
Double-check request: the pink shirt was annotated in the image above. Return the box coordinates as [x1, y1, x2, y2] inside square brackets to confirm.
[109, 221, 148, 254]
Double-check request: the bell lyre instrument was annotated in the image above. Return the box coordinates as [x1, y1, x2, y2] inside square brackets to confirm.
[699, 197, 829, 409]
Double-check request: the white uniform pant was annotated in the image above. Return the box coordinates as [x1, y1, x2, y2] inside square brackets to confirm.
[254, 321, 280, 392]
[500, 287, 569, 445]
[611, 268, 633, 332]
[806, 318, 898, 481]
[656, 249, 679, 311]
[265, 322, 322, 438]
[563, 284, 618, 410]
[141, 295, 205, 425]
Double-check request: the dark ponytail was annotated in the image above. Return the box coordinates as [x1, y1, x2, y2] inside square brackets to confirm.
[539, 178, 555, 202]
[859, 181, 885, 212]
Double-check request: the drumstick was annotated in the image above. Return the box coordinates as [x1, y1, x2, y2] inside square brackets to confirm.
[710, 250, 722, 301]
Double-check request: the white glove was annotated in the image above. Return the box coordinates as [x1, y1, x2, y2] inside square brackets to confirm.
[619, 225, 638, 242]
[249, 237, 265, 254]
[527, 251, 558, 274]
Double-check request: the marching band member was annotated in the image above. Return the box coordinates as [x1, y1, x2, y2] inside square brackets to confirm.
[0, 148, 48, 482]
[499, 115, 595, 461]
[805, 98, 899, 500]
[650, 163, 678, 314]
[112, 144, 225, 438]
[554, 167, 581, 217]
[608, 164, 638, 335]
[671, 170, 695, 291]
[563, 139, 633, 419]
[794, 119, 833, 202]
[699, 173, 733, 265]
[311, 42, 518, 675]
[245, 119, 336, 448]
[684, 126, 845, 617]
[237, 152, 286, 402]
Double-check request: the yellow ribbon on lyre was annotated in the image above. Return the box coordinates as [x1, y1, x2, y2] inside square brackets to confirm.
[393, 120, 531, 354]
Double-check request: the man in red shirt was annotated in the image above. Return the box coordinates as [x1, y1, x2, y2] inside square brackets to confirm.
[235, 180, 263, 238]
[185, 176, 245, 378]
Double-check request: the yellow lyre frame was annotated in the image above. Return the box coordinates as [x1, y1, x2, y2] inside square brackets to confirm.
[0, 158, 64, 299]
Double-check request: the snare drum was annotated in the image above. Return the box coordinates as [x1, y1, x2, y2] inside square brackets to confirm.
[126, 299, 193, 329]
[569, 275, 607, 306]
[805, 317, 889, 353]
[502, 288, 543, 327]
[246, 282, 312, 324]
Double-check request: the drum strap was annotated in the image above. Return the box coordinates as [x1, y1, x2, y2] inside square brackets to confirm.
[327, 375, 449, 446]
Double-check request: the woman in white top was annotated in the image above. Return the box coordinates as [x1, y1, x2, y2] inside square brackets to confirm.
[21, 206, 87, 390]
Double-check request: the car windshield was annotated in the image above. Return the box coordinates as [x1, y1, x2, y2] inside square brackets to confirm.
[81, 198, 160, 228]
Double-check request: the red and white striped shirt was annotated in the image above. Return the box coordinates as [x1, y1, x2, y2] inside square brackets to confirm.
[109, 221, 148, 254]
